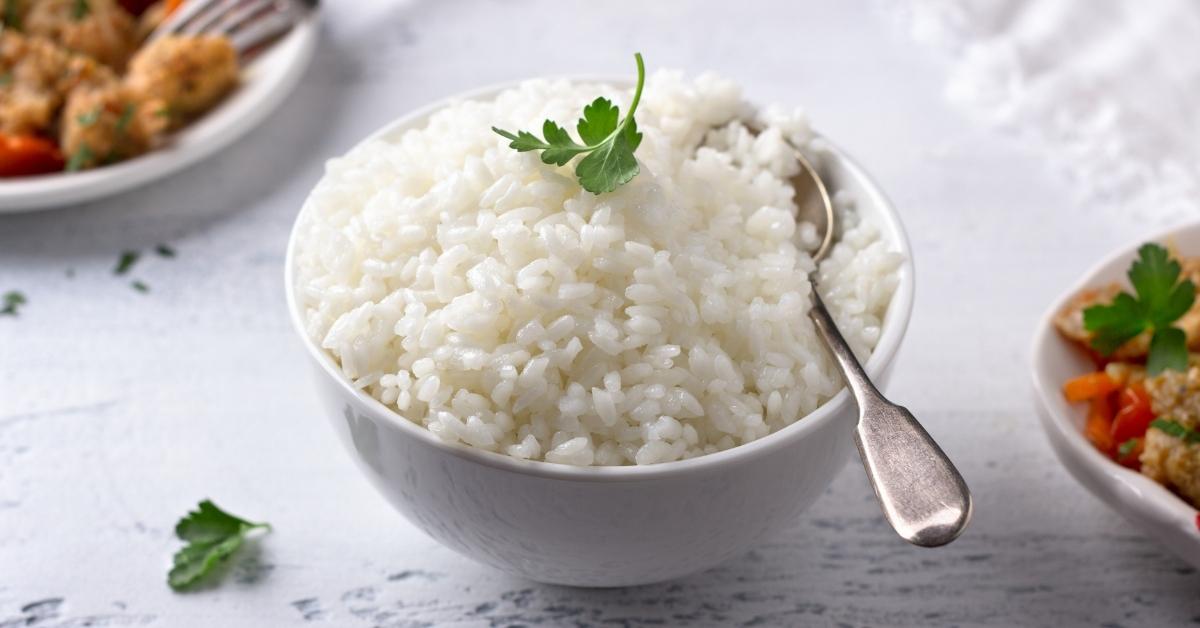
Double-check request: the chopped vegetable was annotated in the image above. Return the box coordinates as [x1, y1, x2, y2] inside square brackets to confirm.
[131, 280, 148, 293]
[72, 0, 91, 21]
[1, 291, 26, 316]
[0, 134, 66, 177]
[1085, 395, 1115, 454]
[65, 143, 94, 172]
[154, 244, 176, 258]
[1110, 384, 1154, 446]
[1116, 437, 1143, 469]
[493, 53, 645, 195]
[1083, 243, 1196, 375]
[1063, 371, 1119, 403]
[77, 109, 101, 127]
[114, 250, 139, 275]
[1149, 418, 1200, 444]
[169, 500, 270, 591]
[3, 0, 20, 29]
[115, 104, 136, 135]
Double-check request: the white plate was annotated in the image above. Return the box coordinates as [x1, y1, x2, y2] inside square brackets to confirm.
[1031, 222, 1200, 567]
[0, 11, 318, 213]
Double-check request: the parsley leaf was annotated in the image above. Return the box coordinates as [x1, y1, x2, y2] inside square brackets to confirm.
[131, 280, 149, 293]
[1, 291, 26, 316]
[169, 500, 270, 591]
[155, 244, 176, 258]
[1083, 243, 1196, 375]
[492, 52, 646, 194]
[1149, 418, 1200, 444]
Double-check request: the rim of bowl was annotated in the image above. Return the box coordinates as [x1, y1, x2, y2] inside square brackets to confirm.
[284, 76, 916, 482]
[1030, 220, 1200, 527]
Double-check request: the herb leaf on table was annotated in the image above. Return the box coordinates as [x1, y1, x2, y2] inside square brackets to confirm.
[1084, 243, 1196, 375]
[168, 500, 270, 591]
[1, 291, 26, 316]
[492, 53, 646, 195]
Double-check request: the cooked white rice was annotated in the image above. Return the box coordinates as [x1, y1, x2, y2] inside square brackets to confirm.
[293, 72, 903, 466]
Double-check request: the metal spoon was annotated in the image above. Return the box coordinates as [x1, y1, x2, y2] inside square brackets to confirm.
[773, 134, 973, 547]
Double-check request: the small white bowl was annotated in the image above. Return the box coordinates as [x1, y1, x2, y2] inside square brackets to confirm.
[285, 81, 916, 586]
[1031, 223, 1200, 568]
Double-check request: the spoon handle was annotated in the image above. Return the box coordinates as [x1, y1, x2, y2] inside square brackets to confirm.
[808, 292, 973, 547]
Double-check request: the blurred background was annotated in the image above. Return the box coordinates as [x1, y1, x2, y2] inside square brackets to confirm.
[2, 1, 1198, 625]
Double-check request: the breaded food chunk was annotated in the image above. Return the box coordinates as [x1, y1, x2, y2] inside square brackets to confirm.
[60, 83, 167, 169]
[24, 0, 138, 70]
[1055, 257, 1200, 360]
[1142, 364, 1200, 506]
[0, 30, 116, 135]
[124, 34, 237, 128]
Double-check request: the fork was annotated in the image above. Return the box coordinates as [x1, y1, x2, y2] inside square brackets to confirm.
[149, 0, 318, 55]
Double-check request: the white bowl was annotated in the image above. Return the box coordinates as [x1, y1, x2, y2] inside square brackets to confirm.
[0, 12, 319, 213]
[1031, 222, 1200, 568]
[285, 81, 916, 586]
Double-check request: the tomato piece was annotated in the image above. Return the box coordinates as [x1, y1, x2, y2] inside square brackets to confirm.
[1111, 384, 1155, 446]
[1064, 371, 1119, 403]
[0, 134, 65, 177]
[1085, 395, 1115, 455]
[117, 0, 159, 15]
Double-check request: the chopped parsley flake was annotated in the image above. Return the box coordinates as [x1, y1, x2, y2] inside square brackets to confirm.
[154, 244, 176, 258]
[77, 109, 100, 127]
[116, 104, 136, 135]
[132, 280, 149, 293]
[66, 144, 94, 172]
[1149, 418, 1200, 444]
[114, 250, 139, 275]
[1, 291, 26, 316]
[71, 0, 90, 20]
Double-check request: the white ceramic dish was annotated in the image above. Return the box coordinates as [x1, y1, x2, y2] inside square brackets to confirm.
[285, 81, 916, 587]
[1031, 222, 1200, 568]
[0, 12, 319, 213]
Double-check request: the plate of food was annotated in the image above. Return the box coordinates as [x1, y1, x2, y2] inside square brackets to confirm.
[285, 54, 921, 585]
[1032, 224, 1200, 567]
[0, 0, 318, 212]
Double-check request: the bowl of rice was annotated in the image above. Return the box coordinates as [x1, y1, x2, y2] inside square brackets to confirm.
[286, 72, 914, 586]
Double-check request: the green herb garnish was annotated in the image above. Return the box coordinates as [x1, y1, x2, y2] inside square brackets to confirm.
[169, 500, 270, 591]
[71, 0, 90, 20]
[1117, 437, 1141, 458]
[66, 143, 93, 171]
[115, 103, 135, 135]
[1149, 418, 1200, 443]
[1, 291, 25, 316]
[0, 73, 12, 88]
[1084, 243, 1196, 375]
[492, 53, 645, 195]
[76, 108, 100, 127]
[155, 244, 176, 258]
[114, 250, 139, 275]
[3, 0, 21, 29]
[131, 280, 149, 293]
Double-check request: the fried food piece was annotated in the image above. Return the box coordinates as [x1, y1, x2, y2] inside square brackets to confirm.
[24, 0, 138, 70]
[1054, 257, 1200, 360]
[60, 83, 167, 169]
[0, 30, 116, 135]
[124, 34, 238, 128]
[1142, 363, 1200, 506]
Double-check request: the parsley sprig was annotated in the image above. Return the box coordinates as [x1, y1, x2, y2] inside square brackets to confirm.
[1084, 243, 1196, 375]
[169, 500, 270, 591]
[493, 53, 646, 195]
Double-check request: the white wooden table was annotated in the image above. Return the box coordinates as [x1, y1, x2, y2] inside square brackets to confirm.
[2, 1, 1197, 625]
